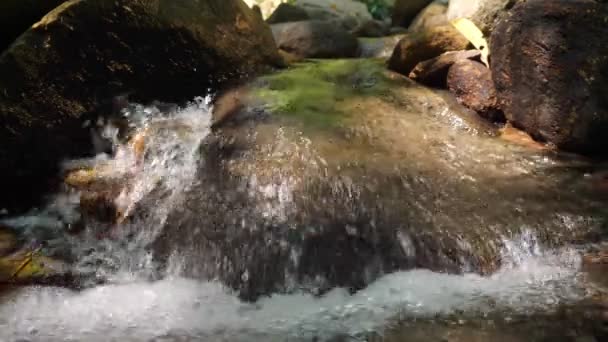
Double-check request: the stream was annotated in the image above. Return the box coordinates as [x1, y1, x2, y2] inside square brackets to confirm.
[1, 60, 607, 341]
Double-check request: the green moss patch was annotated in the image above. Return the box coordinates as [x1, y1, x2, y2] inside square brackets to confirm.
[253, 58, 400, 129]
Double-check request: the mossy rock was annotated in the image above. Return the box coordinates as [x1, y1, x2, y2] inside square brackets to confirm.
[0, 249, 69, 284]
[252, 59, 400, 128]
[0, 0, 283, 213]
[151, 59, 606, 300]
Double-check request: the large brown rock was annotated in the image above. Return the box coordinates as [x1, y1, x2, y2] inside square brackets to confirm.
[271, 20, 359, 58]
[0, 0, 283, 213]
[491, 0, 608, 153]
[388, 25, 470, 76]
[0, 0, 66, 52]
[409, 49, 481, 87]
[447, 59, 503, 122]
[392, 0, 433, 27]
[408, 1, 448, 33]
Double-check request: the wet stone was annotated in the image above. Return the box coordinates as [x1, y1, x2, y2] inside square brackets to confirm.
[0, 226, 17, 257]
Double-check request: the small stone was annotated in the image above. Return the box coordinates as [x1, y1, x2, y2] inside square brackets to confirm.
[388, 25, 470, 76]
[271, 20, 359, 59]
[409, 49, 481, 88]
[447, 59, 504, 122]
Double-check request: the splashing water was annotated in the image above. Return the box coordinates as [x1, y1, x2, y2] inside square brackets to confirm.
[1, 97, 213, 283]
[0, 236, 589, 341]
[0, 93, 604, 341]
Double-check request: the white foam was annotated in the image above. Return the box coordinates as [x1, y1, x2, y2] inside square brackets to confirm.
[0, 241, 585, 342]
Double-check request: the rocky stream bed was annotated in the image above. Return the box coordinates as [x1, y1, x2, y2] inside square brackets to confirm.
[1, 0, 608, 341]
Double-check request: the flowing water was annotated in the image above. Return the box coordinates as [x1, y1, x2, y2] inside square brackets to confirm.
[1, 60, 608, 341]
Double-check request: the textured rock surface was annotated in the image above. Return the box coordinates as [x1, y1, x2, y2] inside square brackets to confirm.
[408, 1, 448, 32]
[266, 3, 310, 24]
[409, 49, 480, 87]
[0, 0, 283, 213]
[294, 0, 372, 22]
[146, 59, 604, 300]
[352, 19, 390, 38]
[272, 20, 359, 58]
[491, 0, 608, 153]
[359, 34, 406, 58]
[0, 0, 66, 52]
[392, 0, 433, 27]
[447, 59, 503, 122]
[388, 25, 469, 76]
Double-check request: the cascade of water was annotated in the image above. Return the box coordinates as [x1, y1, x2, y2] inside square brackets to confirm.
[0, 92, 604, 341]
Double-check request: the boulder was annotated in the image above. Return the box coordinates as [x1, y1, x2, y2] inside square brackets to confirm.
[266, 3, 310, 24]
[293, 0, 372, 22]
[143, 59, 605, 300]
[392, 0, 433, 27]
[408, 1, 448, 33]
[271, 20, 359, 58]
[447, 59, 503, 122]
[0, 0, 283, 213]
[388, 25, 469, 76]
[491, 0, 608, 153]
[351, 19, 390, 38]
[359, 34, 407, 58]
[447, 0, 519, 35]
[409, 50, 481, 88]
[0, 0, 66, 52]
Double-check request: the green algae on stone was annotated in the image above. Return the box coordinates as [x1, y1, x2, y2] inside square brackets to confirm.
[0, 250, 68, 283]
[253, 59, 400, 128]
[0, 227, 17, 257]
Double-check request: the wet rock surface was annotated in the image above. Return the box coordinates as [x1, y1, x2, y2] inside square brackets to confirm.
[0, 0, 282, 213]
[138, 60, 607, 300]
[271, 20, 360, 58]
[1, 57, 608, 340]
[491, 0, 608, 154]
[447, 59, 503, 122]
[0, 2, 608, 341]
[388, 25, 470, 76]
